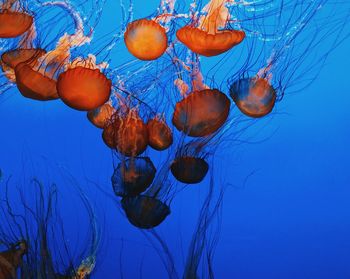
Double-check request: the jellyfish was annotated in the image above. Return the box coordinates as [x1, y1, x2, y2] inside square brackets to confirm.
[112, 157, 156, 197]
[176, 0, 245, 56]
[172, 89, 230, 137]
[1, 48, 46, 71]
[147, 115, 173, 151]
[102, 109, 149, 157]
[57, 65, 111, 111]
[0, 8, 33, 38]
[87, 103, 116, 129]
[121, 195, 170, 229]
[229, 77, 276, 118]
[171, 156, 209, 184]
[124, 19, 168, 61]
[0, 241, 27, 279]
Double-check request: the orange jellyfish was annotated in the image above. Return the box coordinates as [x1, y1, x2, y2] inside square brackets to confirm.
[124, 19, 168, 60]
[121, 195, 170, 229]
[112, 157, 156, 197]
[1, 48, 46, 70]
[57, 66, 111, 111]
[87, 103, 115, 129]
[102, 110, 149, 157]
[229, 77, 276, 118]
[147, 116, 173, 151]
[176, 0, 245, 56]
[0, 10, 33, 38]
[0, 240, 27, 279]
[15, 62, 59, 101]
[171, 156, 209, 184]
[172, 89, 230, 137]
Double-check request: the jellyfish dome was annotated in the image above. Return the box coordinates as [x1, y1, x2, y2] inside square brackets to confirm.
[87, 103, 115, 129]
[172, 89, 230, 137]
[15, 63, 59, 101]
[112, 157, 156, 197]
[171, 156, 209, 184]
[1, 48, 46, 70]
[102, 110, 149, 157]
[124, 19, 168, 60]
[0, 11, 33, 38]
[57, 66, 111, 111]
[229, 77, 276, 118]
[147, 116, 173, 151]
[121, 195, 170, 229]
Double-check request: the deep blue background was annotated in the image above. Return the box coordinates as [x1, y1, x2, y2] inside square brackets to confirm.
[0, 0, 349, 278]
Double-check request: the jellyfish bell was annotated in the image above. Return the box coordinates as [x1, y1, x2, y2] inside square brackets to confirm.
[1, 48, 46, 70]
[57, 66, 112, 111]
[176, 0, 245, 57]
[171, 156, 209, 184]
[121, 195, 170, 229]
[229, 77, 276, 118]
[124, 19, 168, 60]
[0, 240, 28, 279]
[15, 62, 59, 101]
[112, 157, 156, 197]
[172, 89, 230, 137]
[147, 116, 173, 151]
[102, 109, 149, 157]
[87, 103, 115, 129]
[0, 10, 33, 38]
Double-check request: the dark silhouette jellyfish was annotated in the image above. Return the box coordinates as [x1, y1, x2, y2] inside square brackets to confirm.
[229, 77, 276, 118]
[147, 116, 173, 151]
[1, 48, 46, 70]
[172, 89, 230, 137]
[112, 157, 156, 197]
[0, 241, 27, 279]
[15, 62, 59, 101]
[124, 19, 168, 60]
[176, 0, 245, 56]
[0, 11, 33, 38]
[121, 195, 170, 229]
[171, 156, 209, 184]
[87, 103, 115, 129]
[57, 66, 112, 111]
[102, 109, 149, 157]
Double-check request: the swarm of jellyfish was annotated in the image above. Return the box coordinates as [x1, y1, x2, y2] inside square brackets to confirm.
[0, 0, 349, 277]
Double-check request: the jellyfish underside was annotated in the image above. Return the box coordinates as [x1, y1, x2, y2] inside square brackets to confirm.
[1, 48, 46, 70]
[124, 19, 168, 60]
[0, 241, 27, 279]
[87, 103, 115, 129]
[171, 156, 209, 184]
[176, 5, 245, 56]
[172, 89, 230, 137]
[121, 195, 170, 229]
[112, 157, 156, 197]
[15, 63, 59, 101]
[0, 11, 33, 38]
[57, 66, 111, 111]
[230, 77, 276, 118]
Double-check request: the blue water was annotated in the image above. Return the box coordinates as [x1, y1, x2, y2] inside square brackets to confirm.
[0, 0, 350, 278]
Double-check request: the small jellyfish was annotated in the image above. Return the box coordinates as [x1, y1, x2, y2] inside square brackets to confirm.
[147, 116, 173, 151]
[0, 240, 27, 279]
[15, 62, 59, 101]
[172, 89, 230, 137]
[87, 103, 116, 129]
[229, 77, 276, 118]
[171, 156, 209, 184]
[0, 10, 33, 38]
[1, 48, 46, 70]
[102, 109, 149, 157]
[121, 195, 170, 229]
[57, 66, 112, 111]
[176, 0, 245, 56]
[124, 19, 168, 60]
[112, 157, 156, 197]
